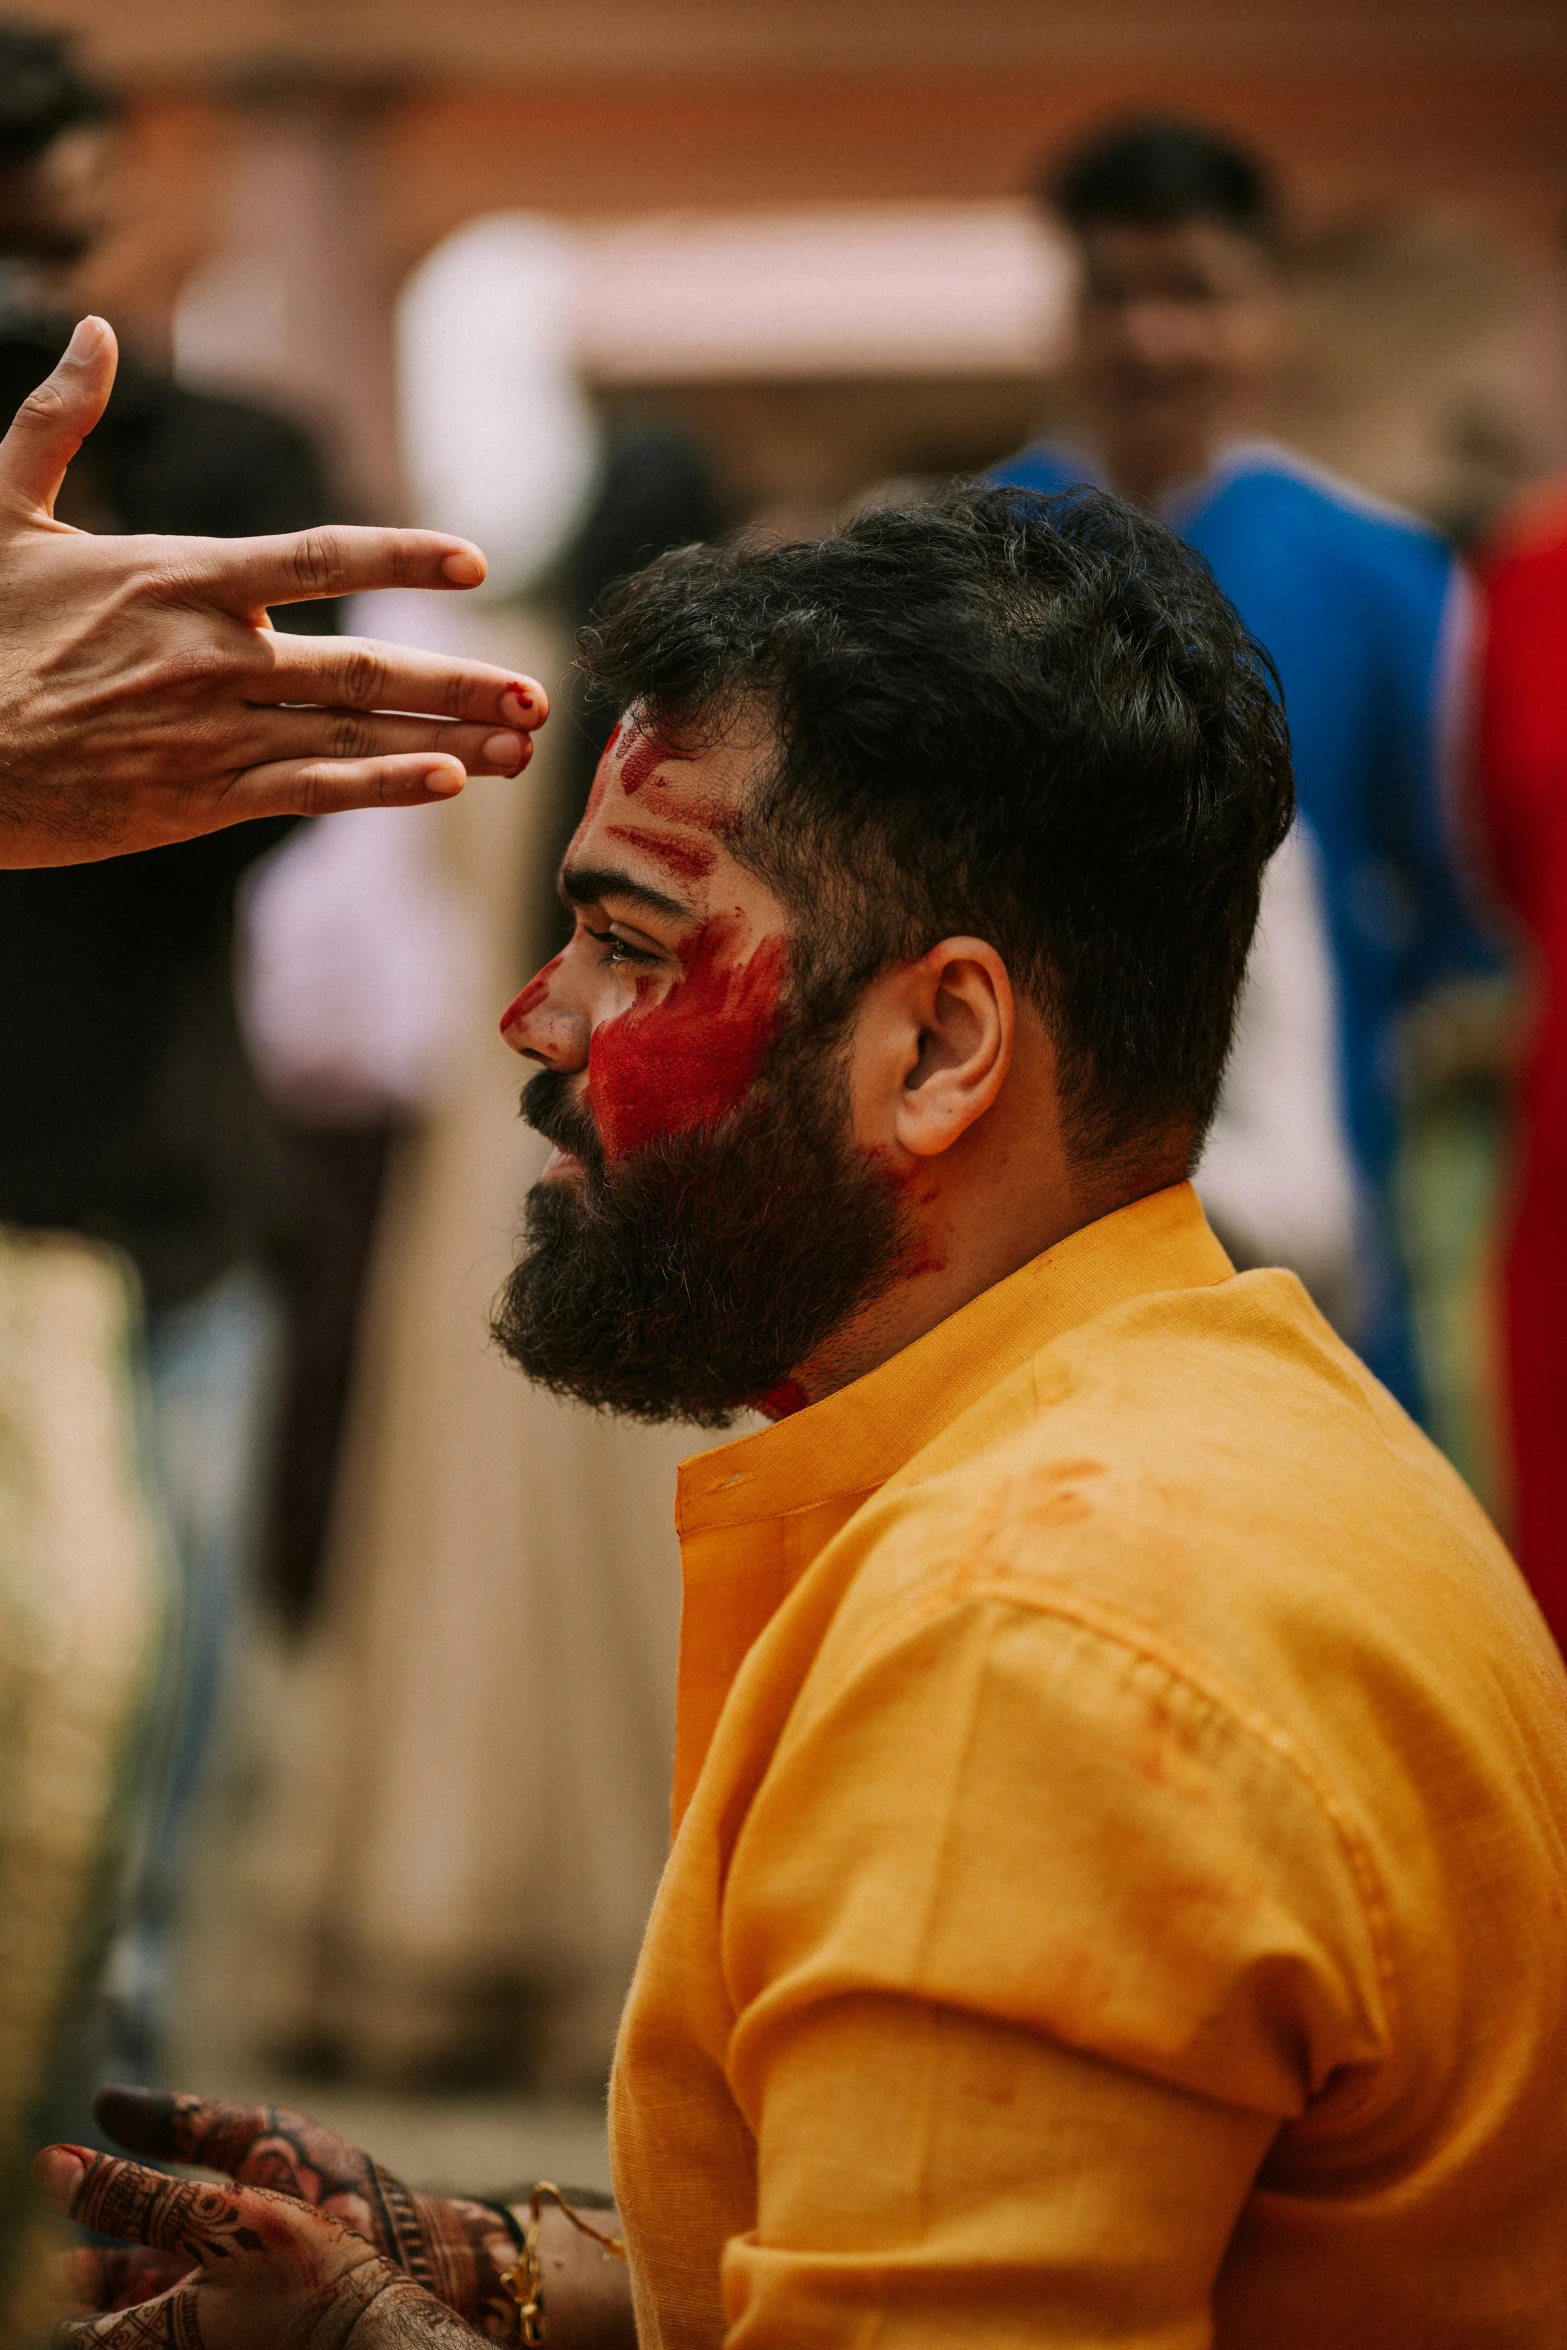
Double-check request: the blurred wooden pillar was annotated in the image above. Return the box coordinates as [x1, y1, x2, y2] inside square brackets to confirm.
[171, 75, 405, 519]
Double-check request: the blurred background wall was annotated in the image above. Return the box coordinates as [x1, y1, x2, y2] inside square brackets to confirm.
[46, 0, 1567, 537]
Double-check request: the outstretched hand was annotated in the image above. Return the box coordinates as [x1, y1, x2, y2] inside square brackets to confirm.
[56, 2089, 523, 2342]
[0, 317, 550, 867]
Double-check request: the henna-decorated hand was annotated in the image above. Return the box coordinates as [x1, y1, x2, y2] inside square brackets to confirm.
[35, 2144, 486, 2350]
[64, 2091, 524, 2342]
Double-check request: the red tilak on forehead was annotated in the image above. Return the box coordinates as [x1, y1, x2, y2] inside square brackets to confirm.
[575, 717, 716, 857]
[586, 914, 788, 1158]
[604, 822, 718, 884]
[618, 718, 691, 796]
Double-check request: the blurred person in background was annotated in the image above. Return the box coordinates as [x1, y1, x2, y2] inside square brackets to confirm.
[0, 281, 540, 2324]
[991, 118, 1495, 1418]
[0, 24, 541, 2125]
[1475, 458, 1567, 1648]
[0, 21, 333, 2113]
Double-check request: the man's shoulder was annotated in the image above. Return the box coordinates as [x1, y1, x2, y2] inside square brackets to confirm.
[831, 1266, 1525, 1710]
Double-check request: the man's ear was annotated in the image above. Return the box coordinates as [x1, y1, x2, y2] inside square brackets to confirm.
[853, 937, 1014, 1160]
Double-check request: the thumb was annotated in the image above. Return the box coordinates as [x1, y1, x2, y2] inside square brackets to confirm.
[0, 315, 118, 517]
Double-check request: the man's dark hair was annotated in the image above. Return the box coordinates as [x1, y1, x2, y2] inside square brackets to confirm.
[1044, 117, 1278, 248]
[578, 485, 1294, 1172]
[0, 24, 113, 167]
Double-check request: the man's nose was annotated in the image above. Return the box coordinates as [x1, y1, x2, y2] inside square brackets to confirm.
[499, 955, 590, 1068]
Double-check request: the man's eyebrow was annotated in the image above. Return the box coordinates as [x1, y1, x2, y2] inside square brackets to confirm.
[558, 862, 694, 923]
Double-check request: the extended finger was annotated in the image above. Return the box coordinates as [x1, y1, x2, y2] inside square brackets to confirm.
[259, 635, 548, 731]
[95, 2087, 266, 2173]
[227, 709, 532, 776]
[169, 525, 492, 612]
[216, 751, 482, 822]
[94, 2089, 346, 2191]
[0, 315, 117, 517]
[35, 2149, 251, 2260]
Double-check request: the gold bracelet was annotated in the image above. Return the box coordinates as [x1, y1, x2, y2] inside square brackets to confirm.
[498, 2181, 628, 2346]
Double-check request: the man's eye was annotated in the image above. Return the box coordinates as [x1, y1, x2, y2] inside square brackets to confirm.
[584, 924, 658, 968]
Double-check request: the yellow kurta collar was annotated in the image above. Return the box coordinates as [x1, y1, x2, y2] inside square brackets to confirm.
[677, 1180, 1232, 1536]
[668, 1181, 1232, 1825]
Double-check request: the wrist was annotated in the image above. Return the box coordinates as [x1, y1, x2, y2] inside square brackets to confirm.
[494, 2189, 631, 2350]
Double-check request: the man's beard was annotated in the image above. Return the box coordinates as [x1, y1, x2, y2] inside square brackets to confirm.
[491, 1020, 913, 1427]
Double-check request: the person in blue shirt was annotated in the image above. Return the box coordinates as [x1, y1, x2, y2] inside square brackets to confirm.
[990, 118, 1488, 1416]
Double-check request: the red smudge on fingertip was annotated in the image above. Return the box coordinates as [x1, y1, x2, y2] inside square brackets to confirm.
[500, 952, 565, 1038]
[755, 1377, 810, 1419]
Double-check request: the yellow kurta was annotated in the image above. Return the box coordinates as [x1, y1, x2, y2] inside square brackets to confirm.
[609, 1184, 1567, 2347]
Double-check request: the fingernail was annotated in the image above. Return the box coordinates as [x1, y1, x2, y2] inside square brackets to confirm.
[33, 2146, 88, 2204]
[441, 549, 486, 586]
[63, 316, 105, 363]
[422, 762, 466, 798]
[501, 684, 534, 721]
[482, 730, 524, 771]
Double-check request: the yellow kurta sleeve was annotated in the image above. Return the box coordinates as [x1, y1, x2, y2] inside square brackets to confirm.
[716, 1587, 1393, 2348]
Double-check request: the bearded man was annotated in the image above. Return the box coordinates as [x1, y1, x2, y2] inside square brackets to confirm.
[38, 489, 1567, 2347]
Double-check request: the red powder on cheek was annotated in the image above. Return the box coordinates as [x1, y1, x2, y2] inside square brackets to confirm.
[500, 950, 565, 1038]
[604, 822, 717, 883]
[586, 916, 787, 1157]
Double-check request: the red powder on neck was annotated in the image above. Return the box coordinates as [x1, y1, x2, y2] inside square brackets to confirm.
[586, 915, 787, 1157]
[754, 1376, 810, 1419]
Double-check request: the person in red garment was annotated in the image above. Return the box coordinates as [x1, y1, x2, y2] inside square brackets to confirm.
[1476, 476, 1567, 1649]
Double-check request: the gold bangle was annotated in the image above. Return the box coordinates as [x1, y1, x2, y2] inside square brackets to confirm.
[498, 2182, 628, 2346]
